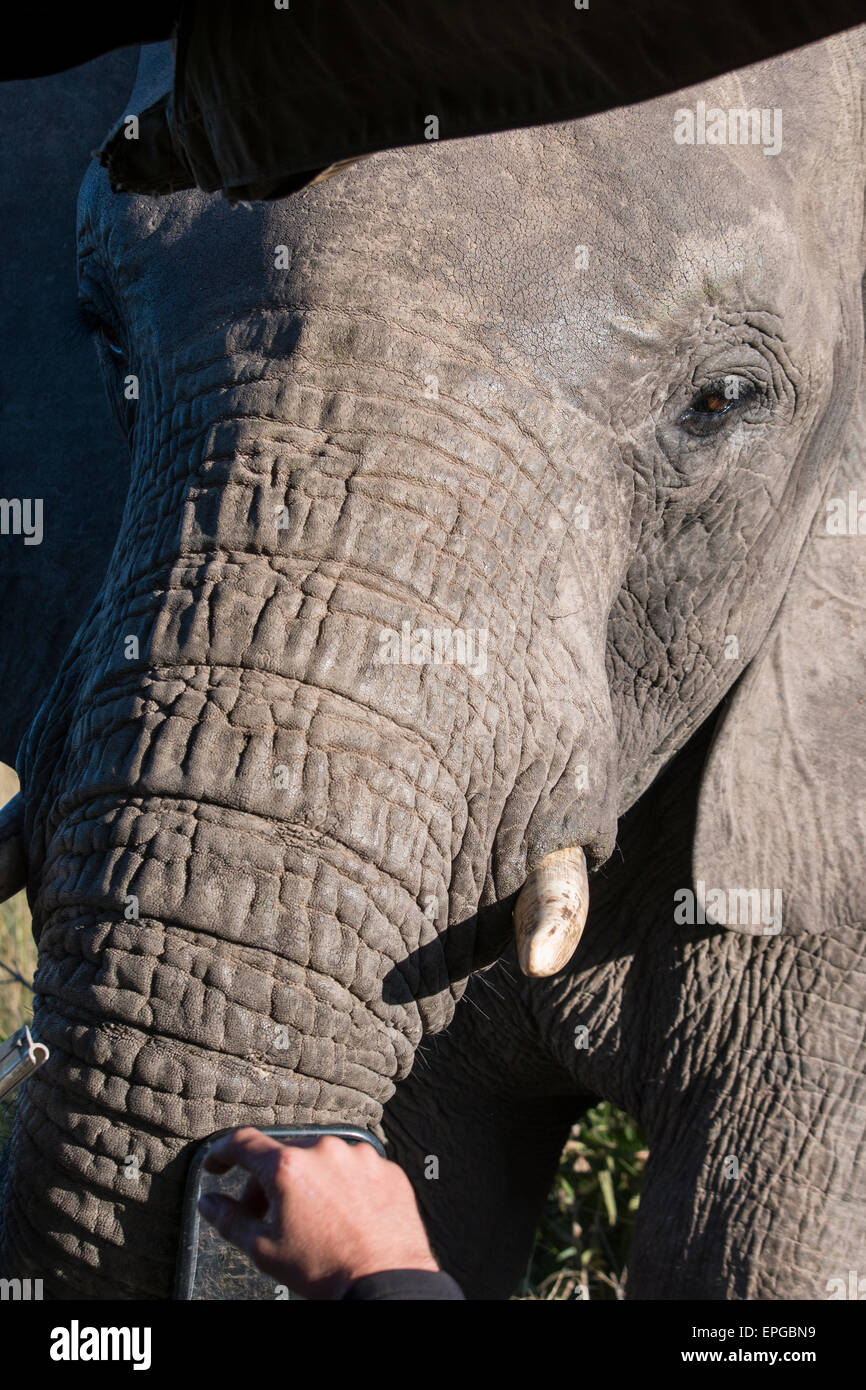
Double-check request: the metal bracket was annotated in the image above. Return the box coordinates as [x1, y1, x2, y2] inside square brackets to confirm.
[0, 1025, 49, 1101]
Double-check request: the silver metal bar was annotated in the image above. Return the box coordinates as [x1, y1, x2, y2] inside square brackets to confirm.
[0, 1025, 49, 1100]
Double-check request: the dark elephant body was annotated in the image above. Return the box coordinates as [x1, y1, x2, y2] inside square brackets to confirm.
[0, 52, 135, 765]
[1, 34, 864, 1298]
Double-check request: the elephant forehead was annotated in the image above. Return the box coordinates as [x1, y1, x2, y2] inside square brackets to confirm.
[81, 51, 841, 399]
[84, 172, 775, 399]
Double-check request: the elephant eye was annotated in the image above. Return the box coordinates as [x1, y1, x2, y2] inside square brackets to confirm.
[77, 300, 127, 360]
[99, 326, 126, 359]
[678, 379, 757, 438]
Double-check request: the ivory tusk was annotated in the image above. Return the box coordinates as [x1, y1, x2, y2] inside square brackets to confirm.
[307, 154, 375, 186]
[513, 845, 589, 977]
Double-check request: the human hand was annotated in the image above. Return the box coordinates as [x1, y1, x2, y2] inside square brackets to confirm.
[197, 1127, 440, 1299]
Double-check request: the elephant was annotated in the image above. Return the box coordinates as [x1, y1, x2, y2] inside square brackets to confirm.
[0, 50, 135, 765]
[0, 29, 864, 1299]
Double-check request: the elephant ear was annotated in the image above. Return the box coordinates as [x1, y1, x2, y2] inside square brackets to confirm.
[0, 50, 136, 767]
[693, 382, 866, 936]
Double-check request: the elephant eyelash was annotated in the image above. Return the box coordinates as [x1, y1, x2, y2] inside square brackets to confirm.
[76, 300, 127, 360]
[678, 379, 761, 438]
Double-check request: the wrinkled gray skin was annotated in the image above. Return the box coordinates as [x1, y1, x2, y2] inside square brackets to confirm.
[1, 34, 865, 1299]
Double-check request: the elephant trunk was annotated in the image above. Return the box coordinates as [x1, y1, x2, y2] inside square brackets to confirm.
[0, 403, 475, 1294]
[0, 321, 617, 1296]
[0, 706, 456, 1297]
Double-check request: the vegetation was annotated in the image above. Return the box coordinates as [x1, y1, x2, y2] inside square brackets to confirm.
[0, 765, 35, 1158]
[520, 1104, 647, 1299]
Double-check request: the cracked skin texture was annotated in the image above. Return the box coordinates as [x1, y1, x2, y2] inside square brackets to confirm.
[1, 32, 865, 1297]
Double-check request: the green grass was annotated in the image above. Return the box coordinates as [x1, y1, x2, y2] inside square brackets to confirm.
[0, 907, 33, 1158]
[0, 765, 36, 1043]
[0, 764, 37, 1158]
[0, 761, 646, 1295]
[0, 892, 35, 1042]
[518, 1104, 647, 1299]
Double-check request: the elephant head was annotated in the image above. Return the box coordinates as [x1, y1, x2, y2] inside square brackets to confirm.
[1, 31, 864, 1298]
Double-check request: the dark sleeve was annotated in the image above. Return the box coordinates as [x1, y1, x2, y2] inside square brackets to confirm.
[342, 1268, 465, 1301]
